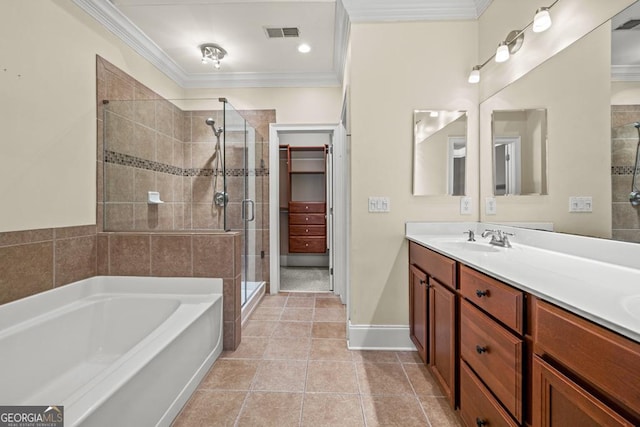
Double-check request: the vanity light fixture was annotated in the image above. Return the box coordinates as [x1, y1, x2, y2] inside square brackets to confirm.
[495, 41, 510, 63]
[200, 43, 227, 70]
[533, 7, 552, 33]
[466, 0, 559, 84]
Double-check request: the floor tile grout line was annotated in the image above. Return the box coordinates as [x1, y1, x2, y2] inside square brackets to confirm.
[399, 360, 434, 427]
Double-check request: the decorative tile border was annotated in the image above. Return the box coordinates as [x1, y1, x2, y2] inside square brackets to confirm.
[105, 150, 269, 177]
[612, 166, 640, 175]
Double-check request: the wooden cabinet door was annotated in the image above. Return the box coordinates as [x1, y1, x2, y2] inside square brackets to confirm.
[532, 356, 635, 427]
[429, 279, 456, 407]
[409, 264, 428, 363]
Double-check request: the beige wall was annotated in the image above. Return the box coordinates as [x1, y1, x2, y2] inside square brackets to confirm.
[184, 88, 342, 124]
[0, 0, 184, 232]
[612, 81, 640, 104]
[348, 21, 479, 325]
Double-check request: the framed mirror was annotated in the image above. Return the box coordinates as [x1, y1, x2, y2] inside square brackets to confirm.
[492, 109, 547, 196]
[413, 110, 467, 196]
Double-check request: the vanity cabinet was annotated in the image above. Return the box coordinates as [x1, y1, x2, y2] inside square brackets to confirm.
[532, 298, 640, 426]
[459, 265, 525, 426]
[408, 241, 457, 406]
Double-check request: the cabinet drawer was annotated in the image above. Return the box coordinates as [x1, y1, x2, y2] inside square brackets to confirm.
[461, 300, 523, 422]
[532, 355, 635, 427]
[289, 202, 325, 213]
[534, 299, 640, 420]
[289, 237, 326, 253]
[408, 242, 456, 289]
[460, 265, 523, 334]
[289, 213, 325, 225]
[289, 225, 325, 236]
[460, 361, 518, 427]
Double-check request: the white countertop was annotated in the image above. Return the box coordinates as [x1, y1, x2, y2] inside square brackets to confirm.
[406, 222, 640, 343]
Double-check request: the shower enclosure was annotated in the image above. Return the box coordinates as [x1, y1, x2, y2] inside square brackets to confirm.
[103, 97, 265, 307]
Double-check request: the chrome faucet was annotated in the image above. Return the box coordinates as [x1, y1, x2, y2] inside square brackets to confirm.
[481, 229, 513, 248]
[463, 230, 475, 242]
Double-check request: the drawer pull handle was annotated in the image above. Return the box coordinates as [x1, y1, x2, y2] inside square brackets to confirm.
[305, 229, 309, 233]
[476, 345, 488, 354]
[305, 243, 309, 247]
[419, 279, 426, 285]
[305, 217, 309, 221]
[476, 418, 488, 427]
[475, 289, 488, 298]
[305, 206, 309, 210]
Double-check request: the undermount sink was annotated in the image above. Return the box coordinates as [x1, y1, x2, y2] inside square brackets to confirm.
[437, 241, 500, 253]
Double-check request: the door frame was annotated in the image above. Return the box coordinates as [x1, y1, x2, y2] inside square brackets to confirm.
[269, 123, 347, 302]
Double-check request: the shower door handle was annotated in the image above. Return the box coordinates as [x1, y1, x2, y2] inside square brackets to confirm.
[242, 199, 255, 222]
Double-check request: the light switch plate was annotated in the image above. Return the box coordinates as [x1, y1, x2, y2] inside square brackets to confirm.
[569, 196, 593, 212]
[460, 197, 472, 215]
[485, 197, 497, 215]
[368, 196, 390, 213]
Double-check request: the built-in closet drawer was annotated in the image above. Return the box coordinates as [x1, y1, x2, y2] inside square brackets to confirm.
[289, 202, 325, 213]
[460, 361, 518, 427]
[460, 265, 523, 334]
[408, 242, 456, 289]
[289, 213, 325, 225]
[289, 225, 325, 236]
[461, 299, 523, 423]
[289, 237, 326, 253]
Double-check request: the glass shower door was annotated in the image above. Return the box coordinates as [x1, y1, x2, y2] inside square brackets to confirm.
[221, 100, 263, 307]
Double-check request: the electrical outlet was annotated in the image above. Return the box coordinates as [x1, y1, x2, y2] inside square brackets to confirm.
[485, 197, 497, 215]
[460, 197, 472, 215]
[569, 196, 593, 213]
[368, 196, 390, 213]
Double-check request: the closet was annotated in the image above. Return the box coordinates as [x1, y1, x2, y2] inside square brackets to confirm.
[281, 145, 327, 254]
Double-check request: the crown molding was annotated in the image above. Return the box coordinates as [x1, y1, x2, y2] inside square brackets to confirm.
[612, 65, 640, 81]
[341, 0, 489, 22]
[72, 0, 189, 86]
[72, 0, 342, 88]
[334, 0, 351, 85]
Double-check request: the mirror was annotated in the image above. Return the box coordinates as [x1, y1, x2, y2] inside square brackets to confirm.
[492, 109, 547, 196]
[413, 110, 467, 196]
[480, 1, 640, 243]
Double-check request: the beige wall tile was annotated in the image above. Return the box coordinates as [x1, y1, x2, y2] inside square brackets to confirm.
[150, 235, 192, 276]
[0, 242, 53, 304]
[0, 228, 53, 247]
[108, 234, 150, 276]
[193, 234, 234, 278]
[55, 235, 97, 287]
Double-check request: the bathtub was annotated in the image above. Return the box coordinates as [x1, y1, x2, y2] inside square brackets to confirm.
[0, 276, 223, 427]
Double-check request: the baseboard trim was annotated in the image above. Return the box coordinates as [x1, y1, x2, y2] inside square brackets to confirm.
[347, 322, 416, 350]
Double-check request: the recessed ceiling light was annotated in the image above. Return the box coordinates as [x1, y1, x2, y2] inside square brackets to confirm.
[298, 43, 311, 53]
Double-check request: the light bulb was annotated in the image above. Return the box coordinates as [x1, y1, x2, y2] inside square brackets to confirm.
[468, 67, 480, 84]
[495, 42, 510, 63]
[201, 57, 208, 64]
[213, 60, 221, 69]
[298, 43, 311, 53]
[430, 111, 439, 118]
[533, 7, 551, 33]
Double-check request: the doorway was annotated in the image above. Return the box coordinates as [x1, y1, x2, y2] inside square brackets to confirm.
[269, 124, 347, 301]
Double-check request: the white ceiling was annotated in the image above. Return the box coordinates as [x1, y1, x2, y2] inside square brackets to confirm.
[73, 0, 492, 88]
[73, 0, 639, 87]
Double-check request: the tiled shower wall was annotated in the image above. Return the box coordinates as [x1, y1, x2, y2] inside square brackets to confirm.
[611, 105, 640, 243]
[97, 56, 275, 348]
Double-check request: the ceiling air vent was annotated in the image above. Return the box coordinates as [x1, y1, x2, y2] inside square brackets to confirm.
[264, 27, 300, 38]
[615, 19, 640, 30]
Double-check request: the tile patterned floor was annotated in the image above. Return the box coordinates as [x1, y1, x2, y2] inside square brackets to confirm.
[172, 292, 462, 427]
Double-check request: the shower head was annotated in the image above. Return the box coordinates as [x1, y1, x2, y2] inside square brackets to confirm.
[205, 118, 224, 138]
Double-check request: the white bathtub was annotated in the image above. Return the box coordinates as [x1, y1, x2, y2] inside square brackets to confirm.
[0, 276, 223, 427]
